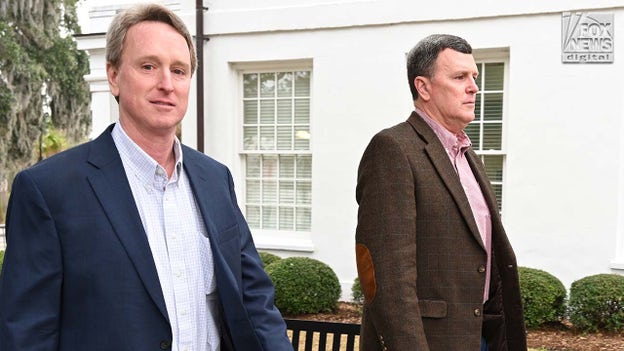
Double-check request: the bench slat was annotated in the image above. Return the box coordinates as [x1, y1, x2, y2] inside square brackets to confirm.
[285, 319, 361, 351]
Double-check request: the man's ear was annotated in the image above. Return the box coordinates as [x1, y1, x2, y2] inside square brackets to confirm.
[106, 63, 120, 99]
[414, 76, 431, 101]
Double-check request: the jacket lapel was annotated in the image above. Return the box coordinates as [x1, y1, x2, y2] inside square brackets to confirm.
[181, 151, 239, 304]
[407, 112, 486, 249]
[466, 150, 503, 229]
[85, 126, 169, 321]
[180, 148, 233, 283]
[180, 148, 220, 245]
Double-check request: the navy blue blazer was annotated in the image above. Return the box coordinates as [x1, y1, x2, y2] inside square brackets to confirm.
[0, 125, 292, 351]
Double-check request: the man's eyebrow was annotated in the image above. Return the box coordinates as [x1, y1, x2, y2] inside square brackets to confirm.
[172, 60, 191, 70]
[456, 68, 479, 76]
[137, 55, 191, 69]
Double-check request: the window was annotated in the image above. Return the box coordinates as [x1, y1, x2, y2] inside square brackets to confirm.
[465, 61, 506, 210]
[241, 70, 312, 232]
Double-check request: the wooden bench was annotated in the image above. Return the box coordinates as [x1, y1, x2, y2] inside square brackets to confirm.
[285, 319, 361, 351]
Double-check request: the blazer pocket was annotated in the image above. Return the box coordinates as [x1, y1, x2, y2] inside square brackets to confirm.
[215, 224, 240, 245]
[419, 299, 447, 318]
[214, 224, 243, 281]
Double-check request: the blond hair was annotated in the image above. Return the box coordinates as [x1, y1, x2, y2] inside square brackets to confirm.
[105, 3, 197, 74]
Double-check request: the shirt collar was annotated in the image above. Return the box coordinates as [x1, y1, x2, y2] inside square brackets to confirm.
[415, 108, 472, 156]
[111, 123, 183, 187]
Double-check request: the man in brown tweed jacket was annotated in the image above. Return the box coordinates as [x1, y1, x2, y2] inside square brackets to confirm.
[355, 34, 527, 351]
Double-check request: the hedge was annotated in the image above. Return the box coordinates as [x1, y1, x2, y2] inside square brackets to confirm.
[266, 257, 341, 315]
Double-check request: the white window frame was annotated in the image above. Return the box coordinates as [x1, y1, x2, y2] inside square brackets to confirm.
[233, 59, 315, 252]
[472, 48, 510, 214]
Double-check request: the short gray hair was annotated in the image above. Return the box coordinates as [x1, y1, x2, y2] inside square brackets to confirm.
[406, 34, 472, 100]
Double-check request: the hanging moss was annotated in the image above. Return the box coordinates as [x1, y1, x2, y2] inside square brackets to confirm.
[0, 0, 90, 183]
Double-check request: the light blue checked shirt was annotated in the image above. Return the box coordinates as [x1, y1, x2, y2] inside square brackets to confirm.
[112, 123, 220, 351]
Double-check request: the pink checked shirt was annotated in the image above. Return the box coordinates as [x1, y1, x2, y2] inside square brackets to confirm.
[417, 109, 492, 303]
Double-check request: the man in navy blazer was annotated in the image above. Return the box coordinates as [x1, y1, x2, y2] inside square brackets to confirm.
[0, 4, 292, 351]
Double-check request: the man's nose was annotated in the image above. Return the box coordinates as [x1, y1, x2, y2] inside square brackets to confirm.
[467, 77, 479, 94]
[158, 71, 174, 92]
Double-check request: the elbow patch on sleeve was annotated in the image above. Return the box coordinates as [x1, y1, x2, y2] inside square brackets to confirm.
[356, 243, 377, 303]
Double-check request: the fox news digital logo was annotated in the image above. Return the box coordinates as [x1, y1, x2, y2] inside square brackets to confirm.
[562, 12, 614, 63]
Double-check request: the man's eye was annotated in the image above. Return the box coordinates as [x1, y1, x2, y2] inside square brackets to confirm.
[173, 69, 186, 76]
[142, 64, 154, 70]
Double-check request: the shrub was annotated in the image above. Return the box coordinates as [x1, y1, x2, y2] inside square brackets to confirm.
[258, 251, 282, 268]
[0, 250, 4, 271]
[568, 274, 624, 332]
[352, 277, 364, 304]
[265, 257, 341, 314]
[518, 267, 567, 328]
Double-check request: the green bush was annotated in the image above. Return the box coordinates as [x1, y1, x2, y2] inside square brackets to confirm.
[352, 277, 364, 304]
[518, 267, 567, 328]
[568, 274, 624, 332]
[0, 250, 4, 271]
[258, 251, 282, 268]
[266, 257, 341, 315]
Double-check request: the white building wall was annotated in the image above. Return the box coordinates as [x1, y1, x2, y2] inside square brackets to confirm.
[500, 13, 624, 288]
[77, 0, 624, 299]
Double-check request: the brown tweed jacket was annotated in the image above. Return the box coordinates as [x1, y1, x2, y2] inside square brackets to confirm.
[355, 111, 527, 351]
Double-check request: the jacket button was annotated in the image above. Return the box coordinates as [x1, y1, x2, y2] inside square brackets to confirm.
[160, 340, 171, 350]
[474, 308, 481, 317]
[478, 265, 486, 273]
[379, 335, 387, 350]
